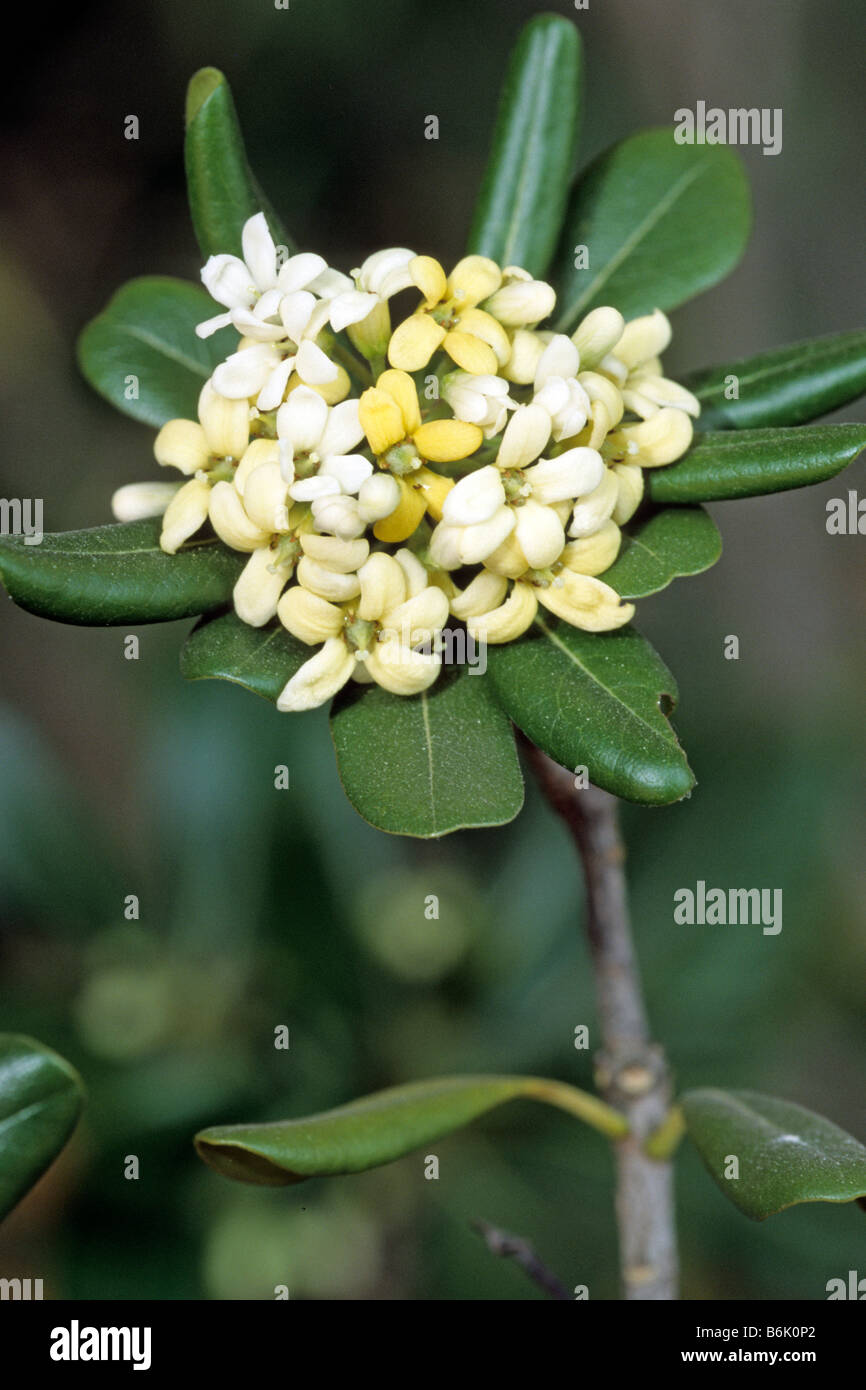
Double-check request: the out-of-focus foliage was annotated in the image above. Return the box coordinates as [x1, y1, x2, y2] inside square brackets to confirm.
[1, 0, 864, 1299]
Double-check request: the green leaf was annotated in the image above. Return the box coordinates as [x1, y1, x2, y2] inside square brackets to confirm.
[185, 66, 293, 261]
[604, 507, 721, 599]
[552, 128, 751, 331]
[683, 329, 866, 429]
[488, 621, 693, 805]
[682, 1088, 866, 1222]
[0, 520, 243, 626]
[330, 665, 524, 838]
[194, 1073, 628, 1186]
[0, 1035, 85, 1221]
[648, 423, 866, 504]
[180, 610, 309, 703]
[467, 15, 582, 276]
[77, 276, 237, 427]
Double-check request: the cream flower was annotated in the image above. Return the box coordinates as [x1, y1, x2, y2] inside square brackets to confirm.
[153, 381, 251, 553]
[430, 404, 604, 570]
[442, 372, 516, 438]
[531, 334, 591, 442]
[276, 551, 449, 710]
[111, 481, 181, 522]
[481, 265, 556, 328]
[326, 247, 416, 331]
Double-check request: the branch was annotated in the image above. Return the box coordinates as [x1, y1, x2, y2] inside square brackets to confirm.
[471, 1218, 572, 1301]
[524, 742, 679, 1301]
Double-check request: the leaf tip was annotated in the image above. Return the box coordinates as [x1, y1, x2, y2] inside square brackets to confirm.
[185, 67, 226, 127]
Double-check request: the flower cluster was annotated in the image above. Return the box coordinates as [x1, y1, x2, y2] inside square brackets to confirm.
[113, 213, 699, 711]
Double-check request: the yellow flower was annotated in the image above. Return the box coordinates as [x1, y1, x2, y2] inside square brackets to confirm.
[387, 255, 511, 374]
[358, 369, 479, 541]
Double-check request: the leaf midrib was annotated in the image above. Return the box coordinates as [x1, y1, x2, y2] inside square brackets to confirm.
[535, 619, 678, 751]
[558, 157, 711, 324]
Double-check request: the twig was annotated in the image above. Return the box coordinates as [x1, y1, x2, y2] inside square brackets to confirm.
[471, 1218, 571, 1301]
[524, 742, 679, 1301]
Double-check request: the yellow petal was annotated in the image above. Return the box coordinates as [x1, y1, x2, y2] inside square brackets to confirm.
[373, 477, 427, 543]
[233, 545, 293, 628]
[243, 461, 290, 533]
[536, 572, 634, 632]
[382, 587, 450, 646]
[366, 638, 441, 696]
[198, 381, 250, 459]
[296, 556, 361, 602]
[287, 365, 351, 405]
[276, 637, 355, 712]
[611, 464, 644, 524]
[159, 477, 211, 553]
[154, 419, 209, 475]
[608, 408, 693, 468]
[454, 307, 511, 366]
[234, 438, 281, 496]
[560, 519, 622, 576]
[357, 552, 406, 621]
[208, 481, 271, 551]
[442, 329, 498, 375]
[359, 386, 405, 455]
[450, 569, 508, 619]
[446, 255, 502, 307]
[415, 465, 454, 520]
[387, 312, 446, 371]
[277, 585, 344, 644]
[467, 580, 537, 645]
[299, 534, 370, 572]
[483, 528, 529, 579]
[409, 255, 447, 307]
[413, 418, 483, 463]
[376, 368, 421, 436]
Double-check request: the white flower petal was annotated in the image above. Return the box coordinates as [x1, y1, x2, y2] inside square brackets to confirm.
[233, 544, 293, 627]
[276, 386, 329, 454]
[525, 447, 605, 505]
[195, 310, 234, 339]
[534, 334, 580, 389]
[514, 499, 565, 569]
[289, 475, 342, 502]
[458, 506, 516, 565]
[319, 453, 373, 495]
[329, 289, 379, 332]
[319, 398, 364, 457]
[213, 345, 279, 400]
[201, 253, 253, 310]
[241, 212, 278, 292]
[256, 356, 296, 412]
[296, 339, 339, 386]
[112, 481, 181, 522]
[276, 252, 328, 294]
[441, 464, 505, 527]
[496, 403, 552, 470]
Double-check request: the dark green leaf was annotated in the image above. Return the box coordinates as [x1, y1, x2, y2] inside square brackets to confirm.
[0, 520, 243, 626]
[0, 1035, 85, 1221]
[467, 15, 582, 276]
[683, 1088, 866, 1221]
[185, 67, 293, 261]
[552, 128, 751, 330]
[77, 276, 237, 427]
[180, 610, 309, 703]
[488, 622, 693, 805]
[195, 1073, 627, 1186]
[683, 329, 866, 429]
[649, 423, 866, 504]
[604, 507, 721, 599]
[330, 665, 524, 838]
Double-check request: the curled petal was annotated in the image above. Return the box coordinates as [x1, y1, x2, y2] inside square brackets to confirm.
[428, 522, 465, 571]
[297, 555, 362, 602]
[295, 340, 339, 386]
[366, 638, 441, 696]
[496, 402, 552, 471]
[201, 253, 254, 310]
[571, 307, 625, 369]
[241, 212, 278, 292]
[450, 568, 508, 619]
[160, 477, 211, 554]
[278, 585, 345, 644]
[320, 453, 374, 495]
[394, 547, 430, 597]
[233, 544, 294, 627]
[614, 310, 672, 370]
[536, 571, 634, 632]
[524, 447, 604, 505]
[256, 356, 296, 412]
[503, 328, 545, 385]
[372, 477, 426, 543]
[611, 464, 644, 525]
[467, 579, 537, 645]
[560, 519, 622, 576]
[609, 407, 693, 468]
[442, 328, 498, 376]
[446, 255, 501, 307]
[300, 534, 369, 572]
[382, 586, 450, 647]
[454, 308, 511, 366]
[514, 498, 565, 570]
[357, 551, 406, 622]
[235, 438, 281, 496]
[276, 637, 355, 712]
[243, 461, 290, 532]
[357, 472, 401, 523]
[319, 398, 364, 457]
[154, 419, 209, 475]
[213, 344, 280, 400]
[276, 386, 328, 455]
[483, 279, 555, 327]
[276, 251, 328, 295]
[376, 369, 421, 436]
[198, 381, 251, 459]
[442, 464, 505, 527]
[458, 505, 516, 565]
[311, 494, 366, 540]
[534, 333, 580, 389]
[209, 481, 271, 551]
[568, 468, 620, 538]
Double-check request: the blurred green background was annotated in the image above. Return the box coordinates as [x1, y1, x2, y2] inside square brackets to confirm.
[1, 0, 864, 1299]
